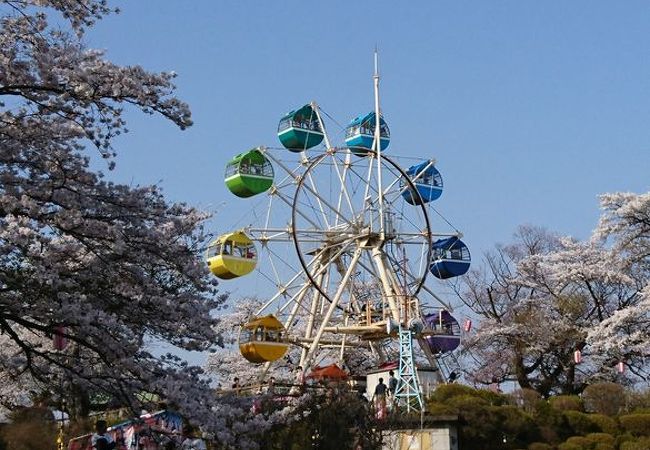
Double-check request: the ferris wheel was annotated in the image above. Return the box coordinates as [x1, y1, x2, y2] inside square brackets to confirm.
[207, 65, 471, 384]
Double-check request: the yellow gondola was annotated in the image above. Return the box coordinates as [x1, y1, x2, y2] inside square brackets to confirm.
[239, 315, 289, 363]
[206, 231, 257, 279]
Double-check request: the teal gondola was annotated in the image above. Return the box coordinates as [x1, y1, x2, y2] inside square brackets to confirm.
[344, 112, 390, 156]
[401, 161, 443, 205]
[430, 237, 471, 279]
[277, 104, 324, 152]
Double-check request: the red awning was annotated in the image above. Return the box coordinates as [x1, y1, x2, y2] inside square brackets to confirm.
[306, 364, 348, 380]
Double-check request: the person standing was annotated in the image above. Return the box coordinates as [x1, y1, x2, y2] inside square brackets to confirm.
[388, 370, 398, 397]
[373, 378, 388, 419]
[91, 420, 115, 450]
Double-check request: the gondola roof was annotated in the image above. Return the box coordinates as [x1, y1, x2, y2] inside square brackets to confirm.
[280, 104, 317, 121]
[243, 314, 284, 330]
[406, 160, 435, 175]
[432, 236, 466, 250]
[347, 111, 385, 127]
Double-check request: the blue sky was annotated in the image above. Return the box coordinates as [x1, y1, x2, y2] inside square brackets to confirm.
[86, 1, 649, 300]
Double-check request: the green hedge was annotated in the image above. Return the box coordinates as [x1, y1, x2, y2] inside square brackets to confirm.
[619, 414, 650, 437]
[588, 414, 619, 435]
[585, 433, 615, 446]
[593, 445, 615, 450]
[558, 436, 592, 450]
[429, 383, 509, 405]
[493, 405, 541, 445]
[585, 433, 616, 449]
[429, 383, 479, 402]
[425, 401, 456, 415]
[550, 395, 584, 412]
[564, 411, 599, 436]
[582, 383, 625, 416]
[557, 435, 615, 450]
[619, 436, 650, 450]
[528, 443, 553, 450]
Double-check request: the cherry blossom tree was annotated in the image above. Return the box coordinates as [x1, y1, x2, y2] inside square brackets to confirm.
[0, 5, 326, 447]
[457, 197, 650, 396]
[453, 225, 575, 395]
[0, 0, 223, 420]
[587, 193, 650, 370]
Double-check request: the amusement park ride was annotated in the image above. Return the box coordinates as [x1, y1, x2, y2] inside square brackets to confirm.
[207, 54, 471, 413]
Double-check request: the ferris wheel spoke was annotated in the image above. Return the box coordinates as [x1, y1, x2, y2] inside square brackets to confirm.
[273, 150, 355, 227]
[250, 246, 287, 292]
[256, 269, 308, 316]
[263, 148, 306, 182]
[258, 239, 340, 314]
[284, 273, 321, 334]
[293, 190, 328, 230]
[368, 163, 404, 206]
[272, 189, 321, 229]
[268, 237, 357, 317]
[305, 171, 331, 229]
[362, 155, 375, 218]
[397, 260, 455, 312]
[263, 194, 275, 230]
[332, 152, 355, 226]
[302, 246, 364, 366]
[312, 102, 334, 151]
[298, 182, 354, 227]
[301, 238, 357, 279]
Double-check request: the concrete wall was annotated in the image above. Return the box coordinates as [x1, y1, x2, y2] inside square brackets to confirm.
[382, 427, 458, 450]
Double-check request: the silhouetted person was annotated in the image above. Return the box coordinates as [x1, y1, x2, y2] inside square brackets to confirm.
[92, 420, 115, 449]
[388, 370, 398, 396]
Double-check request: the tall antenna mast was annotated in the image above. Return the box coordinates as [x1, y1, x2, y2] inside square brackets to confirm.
[373, 48, 384, 238]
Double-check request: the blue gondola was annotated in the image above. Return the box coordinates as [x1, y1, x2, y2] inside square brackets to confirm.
[401, 161, 443, 205]
[344, 112, 390, 156]
[430, 237, 471, 279]
[423, 310, 461, 354]
[277, 104, 324, 152]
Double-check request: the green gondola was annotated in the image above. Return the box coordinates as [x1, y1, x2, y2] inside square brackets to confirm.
[277, 104, 324, 152]
[224, 149, 274, 198]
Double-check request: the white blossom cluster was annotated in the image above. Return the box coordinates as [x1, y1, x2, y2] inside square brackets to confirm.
[456, 195, 650, 395]
[0, 2, 325, 446]
[0, 0, 220, 430]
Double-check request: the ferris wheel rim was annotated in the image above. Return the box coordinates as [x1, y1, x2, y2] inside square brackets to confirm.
[289, 148, 433, 308]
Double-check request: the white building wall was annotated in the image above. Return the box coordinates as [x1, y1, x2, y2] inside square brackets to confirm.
[382, 427, 458, 450]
